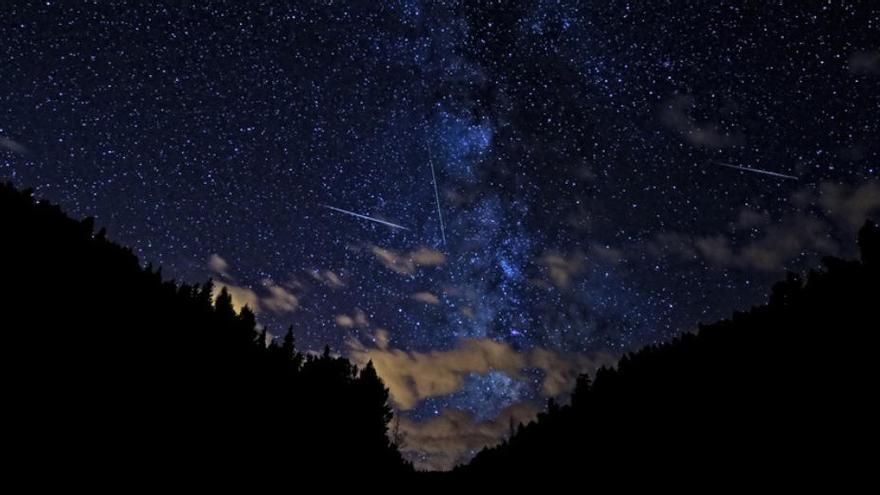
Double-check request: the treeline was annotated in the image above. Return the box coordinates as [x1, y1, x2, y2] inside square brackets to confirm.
[447, 220, 880, 484]
[0, 182, 412, 481]
[5, 178, 878, 484]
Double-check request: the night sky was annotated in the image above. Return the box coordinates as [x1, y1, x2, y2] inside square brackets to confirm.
[3, 1, 879, 470]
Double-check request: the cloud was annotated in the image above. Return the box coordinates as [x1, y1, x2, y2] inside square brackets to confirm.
[0, 136, 30, 156]
[660, 94, 742, 148]
[399, 402, 541, 471]
[260, 279, 299, 312]
[647, 181, 880, 271]
[308, 269, 346, 289]
[538, 250, 586, 289]
[371, 246, 446, 275]
[736, 208, 771, 230]
[646, 231, 699, 260]
[347, 336, 612, 410]
[348, 338, 525, 410]
[335, 315, 355, 328]
[694, 235, 735, 266]
[255, 325, 274, 347]
[849, 51, 880, 75]
[208, 254, 231, 278]
[536, 246, 622, 289]
[687, 214, 835, 271]
[819, 181, 880, 230]
[589, 243, 624, 264]
[213, 280, 261, 313]
[207, 255, 299, 314]
[412, 291, 440, 304]
[530, 348, 602, 396]
[334, 308, 370, 329]
[373, 329, 390, 350]
[565, 203, 595, 232]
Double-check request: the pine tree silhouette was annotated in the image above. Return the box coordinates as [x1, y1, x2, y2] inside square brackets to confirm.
[450, 219, 880, 487]
[0, 181, 412, 484]
[4, 179, 877, 486]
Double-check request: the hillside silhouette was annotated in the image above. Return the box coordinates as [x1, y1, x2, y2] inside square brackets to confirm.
[0, 182, 412, 482]
[446, 219, 879, 485]
[4, 180, 878, 486]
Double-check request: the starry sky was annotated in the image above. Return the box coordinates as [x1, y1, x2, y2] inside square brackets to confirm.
[2, 1, 879, 470]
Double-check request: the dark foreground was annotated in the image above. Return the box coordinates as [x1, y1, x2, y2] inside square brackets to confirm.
[2, 181, 877, 486]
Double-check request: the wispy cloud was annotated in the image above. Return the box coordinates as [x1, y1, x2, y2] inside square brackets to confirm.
[334, 308, 370, 329]
[412, 291, 440, 304]
[819, 181, 880, 230]
[347, 335, 613, 410]
[208, 253, 231, 278]
[399, 403, 541, 471]
[0, 136, 30, 156]
[537, 250, 586, 289]
[260, 279, 299, 312]
[213, 280, 261, 313]
[849, 51, 880, 75]
[660, 94, 742, 148]
[207, 254, 299, 314]
[371, 246, 446, 275]
[308, 269, 347, 289]
[646, 181, 880, 271]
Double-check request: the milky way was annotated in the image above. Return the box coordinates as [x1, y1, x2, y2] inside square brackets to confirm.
[2, 1, 879, 469]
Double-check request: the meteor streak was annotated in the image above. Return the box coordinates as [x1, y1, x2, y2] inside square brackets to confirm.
[714, 161, 799, 180]
[428, 148, 447, 245]
[321, 204, 410, 230]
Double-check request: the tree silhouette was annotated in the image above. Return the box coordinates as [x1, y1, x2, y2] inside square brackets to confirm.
[450, 219, 880, 486]
[0, 181, 412, 482]
[3, 179, 877, 485]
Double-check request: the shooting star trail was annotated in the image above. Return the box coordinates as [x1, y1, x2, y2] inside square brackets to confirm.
[321, 204, 410, 230]
[428, 148, 447, 245]
[714, 161, 799, 180]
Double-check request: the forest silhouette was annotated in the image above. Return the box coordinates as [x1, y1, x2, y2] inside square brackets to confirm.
[2, 180, 877, 485]
[1, 181, 412, 481]
[446, 218, 879, 485]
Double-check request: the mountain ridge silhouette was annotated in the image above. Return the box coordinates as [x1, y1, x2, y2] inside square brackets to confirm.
[2, 180, 876, 487]
[0, 181, 413, 484]
[445, 219, 879, 486]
